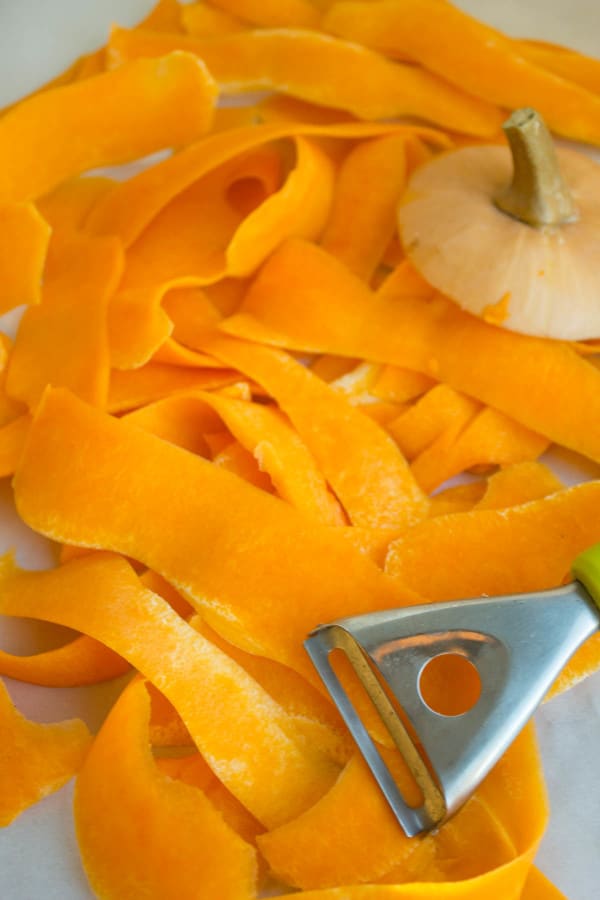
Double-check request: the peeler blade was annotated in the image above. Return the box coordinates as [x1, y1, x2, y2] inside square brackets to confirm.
[305, 579, 600, 837]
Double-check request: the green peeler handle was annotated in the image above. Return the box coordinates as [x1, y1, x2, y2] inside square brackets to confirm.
[572, 542, 600, 614]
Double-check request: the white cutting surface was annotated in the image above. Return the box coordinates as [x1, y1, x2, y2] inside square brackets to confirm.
[0, 2, 599, 899]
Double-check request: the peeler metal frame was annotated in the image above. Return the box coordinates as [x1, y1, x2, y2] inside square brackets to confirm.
[305, 544, 600, 837]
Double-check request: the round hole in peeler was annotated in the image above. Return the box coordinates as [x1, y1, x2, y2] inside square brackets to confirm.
[418, 653, 482, 717]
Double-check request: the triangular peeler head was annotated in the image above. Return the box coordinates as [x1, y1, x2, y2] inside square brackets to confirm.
[305, 580, 599, 836]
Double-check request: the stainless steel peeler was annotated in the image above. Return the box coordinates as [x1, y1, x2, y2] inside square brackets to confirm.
[305, 543, 600, 837]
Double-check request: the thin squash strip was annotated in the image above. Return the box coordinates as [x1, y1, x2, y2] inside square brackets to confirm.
[372, 366, 435, 404]
[193, 391, 346, 524]
[214, 439, 274, 490]
[123, 394, 221, 457]
[517, 39, 600, 94]
[108, 144, 284, 368]
[0, 552, 339, 827]
[0, 633, 130, 687]
[191, 618, 351, 766]
[320, 134, 409, 280]
[411, 408, 549, 493]
[107, 364, 236, 414]
[0, 53, 216, 204]
[205, 335, 429, 529]
[138, 0, 183, 33]
[182, 3, 246, 36]
[107, 27, 503, 137]
[113, 292, 223, 371]
[110, 137, 332, 369]
[37, 176, 115, 232]
[0, 203, 51, 311]
[75, 679, 258, 900]
[0, 676, 91, 826]
[517, 39, 600, 93]
[385, 481, 600, 694]
[6, 232, 123, 410]
[0, 414, 30, 477]
[377, 259, 434, 301]
[475, 462, 563, 511]
[329, 362, 382, 401]
[86, 120, 448, 247]
[6, 233, 123, 409]
[192, 617, 349, 746]
[259, 724, 546, 893]
[222, 239, 600, 463]
[205, 0, 321, 29]
[324, 0, 600, 146]
[521, 867, 568, 900]
[387, 385, 480, 461]
[117, 141, 284, 292]
[428, 482, 486, 518]
[14, 388, 415, 682]
[155, 751, 264, 847]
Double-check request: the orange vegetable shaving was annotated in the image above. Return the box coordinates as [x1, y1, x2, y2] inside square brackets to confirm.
[324, 0, 600, 146]
[14, 388, 415, 680]
[107, 27, 503, 136]
[0, 676, 91, 826]
[86, 120, 447, 247]
[0, 552, 339, 827]
[224, 238, 600, 463]
[75, 679, 258, 900]
[182, 2, 246, 37]
[517, 39, 600, 95]
[155, 750, 264, 847]
[320, 133, 409, 280]
[0, 202, 51, 312]
[475, 462, 563, 511]
[205, 335, 429, 528]
[203, 0, 320, 29]
[411, 407, 549, 493]
[0, 633, 129, 688]
[109, 137, 333, 369]
[6, 232, 123, 410]
[0, 414, 30, 477]
[107, 363, 235, 414]
[521, 867, 569, 899]
[0, 53, 216, 204]
[194, 390, 346, 523]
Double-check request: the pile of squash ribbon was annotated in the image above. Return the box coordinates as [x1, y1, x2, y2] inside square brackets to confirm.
[3, 1, 600, 897]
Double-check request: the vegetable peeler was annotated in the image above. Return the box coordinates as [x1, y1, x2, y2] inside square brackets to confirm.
[305, 543, 600, 837]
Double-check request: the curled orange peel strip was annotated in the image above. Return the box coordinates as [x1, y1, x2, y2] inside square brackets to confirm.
[85, 120, 448, 247]
[107, 26, 503, 137]
[0, 53, 217, 204]
[0, 676, 91, 826]
[13, 387, 415, 681]
[222, 238, 600, 463]
[0, 632, 129, 688]
[6, 232, 124, 411]
[0, 202, 51, 312]
[204, 335, 429, 529]
[0, 551, 339, 828]
[75, 679, 258, 900]
[324, 0, 600, 146]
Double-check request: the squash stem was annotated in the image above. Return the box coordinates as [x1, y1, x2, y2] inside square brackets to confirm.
[495, 108, 578, 227]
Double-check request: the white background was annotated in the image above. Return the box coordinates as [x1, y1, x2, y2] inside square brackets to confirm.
[0, 2, 599, 899]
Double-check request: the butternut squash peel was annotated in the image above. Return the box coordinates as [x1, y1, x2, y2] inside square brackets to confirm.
[0, 676, 91, 826]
